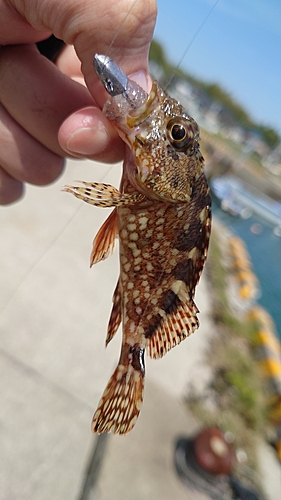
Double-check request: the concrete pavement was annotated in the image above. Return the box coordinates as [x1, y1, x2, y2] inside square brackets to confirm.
[0, 158, 213, 500]
[1, 158, 280, 499]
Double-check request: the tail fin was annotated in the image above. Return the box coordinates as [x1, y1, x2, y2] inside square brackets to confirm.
[92, 344, 145, 434]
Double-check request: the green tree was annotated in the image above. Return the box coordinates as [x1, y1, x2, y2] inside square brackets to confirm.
[149, 39, 170, 73]
[150, 40, 280, 146]
[257, 125, 279, 148]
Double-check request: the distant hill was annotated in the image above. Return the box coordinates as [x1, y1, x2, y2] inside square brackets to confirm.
[149, 40, 279, 148]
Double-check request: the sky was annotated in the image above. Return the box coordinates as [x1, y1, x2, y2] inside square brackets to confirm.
[153, 0, 281, 135]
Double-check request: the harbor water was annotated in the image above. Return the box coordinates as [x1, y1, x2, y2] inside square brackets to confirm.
[213, 200, 281, 339]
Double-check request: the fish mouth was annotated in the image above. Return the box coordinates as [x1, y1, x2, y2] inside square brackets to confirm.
[122, 83, 160, 190]
[123, 146, 156, 201]
[126, 81, 160, 128]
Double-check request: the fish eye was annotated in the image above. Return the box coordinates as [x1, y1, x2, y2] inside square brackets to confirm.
[167, 117, 194, 151]
[171, 124, 186, 141]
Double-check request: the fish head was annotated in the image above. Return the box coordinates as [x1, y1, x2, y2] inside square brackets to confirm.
[123, 81, 205, 203]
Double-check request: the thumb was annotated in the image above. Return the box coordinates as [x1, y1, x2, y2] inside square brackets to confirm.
[7, 0, 157, 104]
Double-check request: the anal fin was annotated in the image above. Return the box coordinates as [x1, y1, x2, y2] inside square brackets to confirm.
[90, 208, 117, 266]
[148, 300, 199, 359]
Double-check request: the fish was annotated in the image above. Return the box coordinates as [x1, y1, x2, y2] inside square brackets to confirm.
[63, 54, 211, 434]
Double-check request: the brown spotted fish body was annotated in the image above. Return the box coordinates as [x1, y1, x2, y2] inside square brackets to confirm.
[64, 72, 211, 434]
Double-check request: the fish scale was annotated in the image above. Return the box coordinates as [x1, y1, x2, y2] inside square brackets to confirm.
[63, 54, 211, 434]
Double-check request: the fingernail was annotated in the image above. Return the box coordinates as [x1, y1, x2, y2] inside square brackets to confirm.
[129, 70, 149, 92]
[66, 122, 108, 156]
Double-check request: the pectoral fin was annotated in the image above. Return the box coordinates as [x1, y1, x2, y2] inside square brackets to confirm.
[63, 181, 145, 207]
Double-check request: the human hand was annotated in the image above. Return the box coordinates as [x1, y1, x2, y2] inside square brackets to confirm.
[0, 0, 157, 204]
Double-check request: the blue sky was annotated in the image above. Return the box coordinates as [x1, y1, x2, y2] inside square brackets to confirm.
[153, 0, 281, 135]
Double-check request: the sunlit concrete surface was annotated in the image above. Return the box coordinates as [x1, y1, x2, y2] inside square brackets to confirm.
[3, 158, 278, 500]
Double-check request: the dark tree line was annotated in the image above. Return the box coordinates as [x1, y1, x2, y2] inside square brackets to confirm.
[149, 40, 279, 148]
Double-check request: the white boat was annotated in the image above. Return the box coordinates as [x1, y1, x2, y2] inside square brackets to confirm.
[211, 176, 281, 230]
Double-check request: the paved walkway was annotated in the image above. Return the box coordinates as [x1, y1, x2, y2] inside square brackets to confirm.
[0, 159, 213, 500]
[1, 158, 280, 499]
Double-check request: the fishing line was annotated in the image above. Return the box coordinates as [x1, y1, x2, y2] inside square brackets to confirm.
[165, 0, 220, 90]
[1, 1, 144, 319]
[0, 163, 116, 317]
[104, 0, 140, 59]
[0, 201, 82, 316]
[1, 0, 219, 317]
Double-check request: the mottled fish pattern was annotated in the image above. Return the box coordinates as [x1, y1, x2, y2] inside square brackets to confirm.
[63, 75, 211, 434]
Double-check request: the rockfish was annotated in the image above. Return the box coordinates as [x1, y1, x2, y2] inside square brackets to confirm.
[63, 54, 211, 434]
